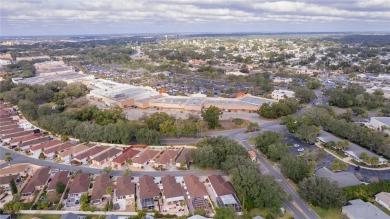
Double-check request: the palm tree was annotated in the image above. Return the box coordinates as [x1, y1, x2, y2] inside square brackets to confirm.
[103, 166, 112, 175]
[106, 186, 113, 211]
[123, 168, 132, 176]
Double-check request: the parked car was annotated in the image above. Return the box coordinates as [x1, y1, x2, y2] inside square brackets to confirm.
[293, 144, 300, 148]
[297, 148, 305, 152]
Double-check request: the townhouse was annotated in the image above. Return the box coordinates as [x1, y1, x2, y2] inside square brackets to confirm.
[73, 146, 105, 164]
[0, 163, 32, 177]
[111, 148, 140, 168]
[42, 142, 75, 159]
[91, 174, 112, 205]
[0, 124, 19, 131]
[132, 148, 160, 168]
[57, 144, 89, 162]
[114, 175, 136, 210]
[68, 173, 90, 198]
[30, 140, 62, 157]
[21, 167, 51, 200]
[208, 175, 241, 212]
[46, 171, 70, 193]
[139, 175, 160, 210]
[175, 148, 192, 169]
[1, 130, 34, 142]
[19, 136, 51, 151]
[9, 133, 43, 147]
[91, 147, 122, 167]
[0, 174, 20, 189]
[153, 149, 181, 169]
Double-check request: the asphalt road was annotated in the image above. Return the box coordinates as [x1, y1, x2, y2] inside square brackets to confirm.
[0, 147, 223, 177]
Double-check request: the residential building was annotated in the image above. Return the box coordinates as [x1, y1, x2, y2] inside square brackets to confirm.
[91, 148, 122, 167]
[342, 199, 390, 219]
[139, 175, 160, 210]
[161, 175, 185, 203]
[21, 167, 51, 200]
[91, 174, 112, 205]
[208, 175, 241, 212]
[132, 148, 160, 168]
[57, 144, 89, 162]
[68, 173, 90, 198]
[111, 148, 140, 168]
[271, 89, 295, 100]
[153, 149, 180, 169]
[0, 174, 20, 189]
[248, 150, 257, 162]
[113, 175, 136, 210]
[9, 133, 43, 147]
[175, 148, 192, 169]
[47, 171, 70, 193]
[183, 175, 210, 214]
[0, 163, 32, 177]
[375, 192, 390, 211]
[73, 146, 105, 164]
[273, 77, 293, 84]
[42, 142, 75, 159]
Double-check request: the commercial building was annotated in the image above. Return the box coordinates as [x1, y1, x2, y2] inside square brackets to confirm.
[271, 89, 295, 100]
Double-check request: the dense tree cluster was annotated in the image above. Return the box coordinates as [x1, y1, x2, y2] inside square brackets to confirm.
[298, 176, 346, 209]
[282, 107, 389, 157]
[280, 154, 310, 183]
[3, 60, 37, 78]
[343, 180, 390, 201]
[257, 98, 299, 119]
[292, 86, 317, 104]
[254, 131, 288, 161]
[192, 136, 287, 210]
[325, 84, 387, 109]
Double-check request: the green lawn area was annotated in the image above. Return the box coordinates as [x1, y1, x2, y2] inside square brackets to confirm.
[312, 206, 342, 219]
[374, 202, 390, 216]
[17, 215, 61, 219]
[248, 137, 256, 146]
[245, 208, 293, 219]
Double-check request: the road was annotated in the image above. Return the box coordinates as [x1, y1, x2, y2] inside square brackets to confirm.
[0, 147, 223, 177]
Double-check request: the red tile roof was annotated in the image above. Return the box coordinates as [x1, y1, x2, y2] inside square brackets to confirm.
[75, 147, 105, 160]
[92, 148, 122, 163]
[2, 130, 33, 139]
[69, 173, 90, 195]
[0, 128, 24, 135]
[43, 142, 74, 154]
[21, 167, 51, 194]
[112, 149, 140, 165]
[139, 175, 160, 199]
[0, 124, 18, 131]
[154, 149, 180, 165]
[133, 149, 160, 165]
[47, 171, 70, 191]
[161, 175, 184, 199]
[115, 175, 135, 197]
[30, 140, 62, 151]
[183, 175, 208, 198]
[9, 133, 43, 144]
[208, 175, 236, 196]
[91, 174, 111, 201]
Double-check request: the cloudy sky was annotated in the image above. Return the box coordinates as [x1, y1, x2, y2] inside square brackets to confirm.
[1, 0, 390, 36]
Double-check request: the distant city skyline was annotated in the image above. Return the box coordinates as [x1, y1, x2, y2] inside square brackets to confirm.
[1, 0, 390, 36]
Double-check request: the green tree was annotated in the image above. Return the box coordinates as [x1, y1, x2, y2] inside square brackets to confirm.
[201, 106, 223, 129]
[18, 99, 38, 120]
[9, 178, 18, 195]
[103, 167, 112, 175]
[255, 131, 285, 151]
[80, 194, 90, 211]
[294, 124, 320, 143]
[136, 128, 159, 145]
[194, 208, 207, 216]
[293, 86, 317, 103]
[159, 120, 176, 136]
[298, 176, 346, 209]
[336, 140, 349, 151]
[214, 206, 237, 219]
[56, 181, 66, 194]
[280, 154, 310, 183]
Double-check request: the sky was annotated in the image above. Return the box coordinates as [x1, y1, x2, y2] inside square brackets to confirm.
[1, 0, 390, 36]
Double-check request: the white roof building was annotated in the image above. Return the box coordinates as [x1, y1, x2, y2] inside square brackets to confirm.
[271, 89, 295, 100]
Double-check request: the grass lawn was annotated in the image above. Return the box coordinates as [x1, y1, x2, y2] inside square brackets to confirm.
[17, 214, 61, 219]
[312, 206, 342, 219]
[374, 202, 390, 216]
[245, 208, 293, 219]
[248, 137, 256, 146]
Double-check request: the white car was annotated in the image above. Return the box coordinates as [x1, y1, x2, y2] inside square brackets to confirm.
[293, 144, 300, 148]
[297, 148, 305, 152]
